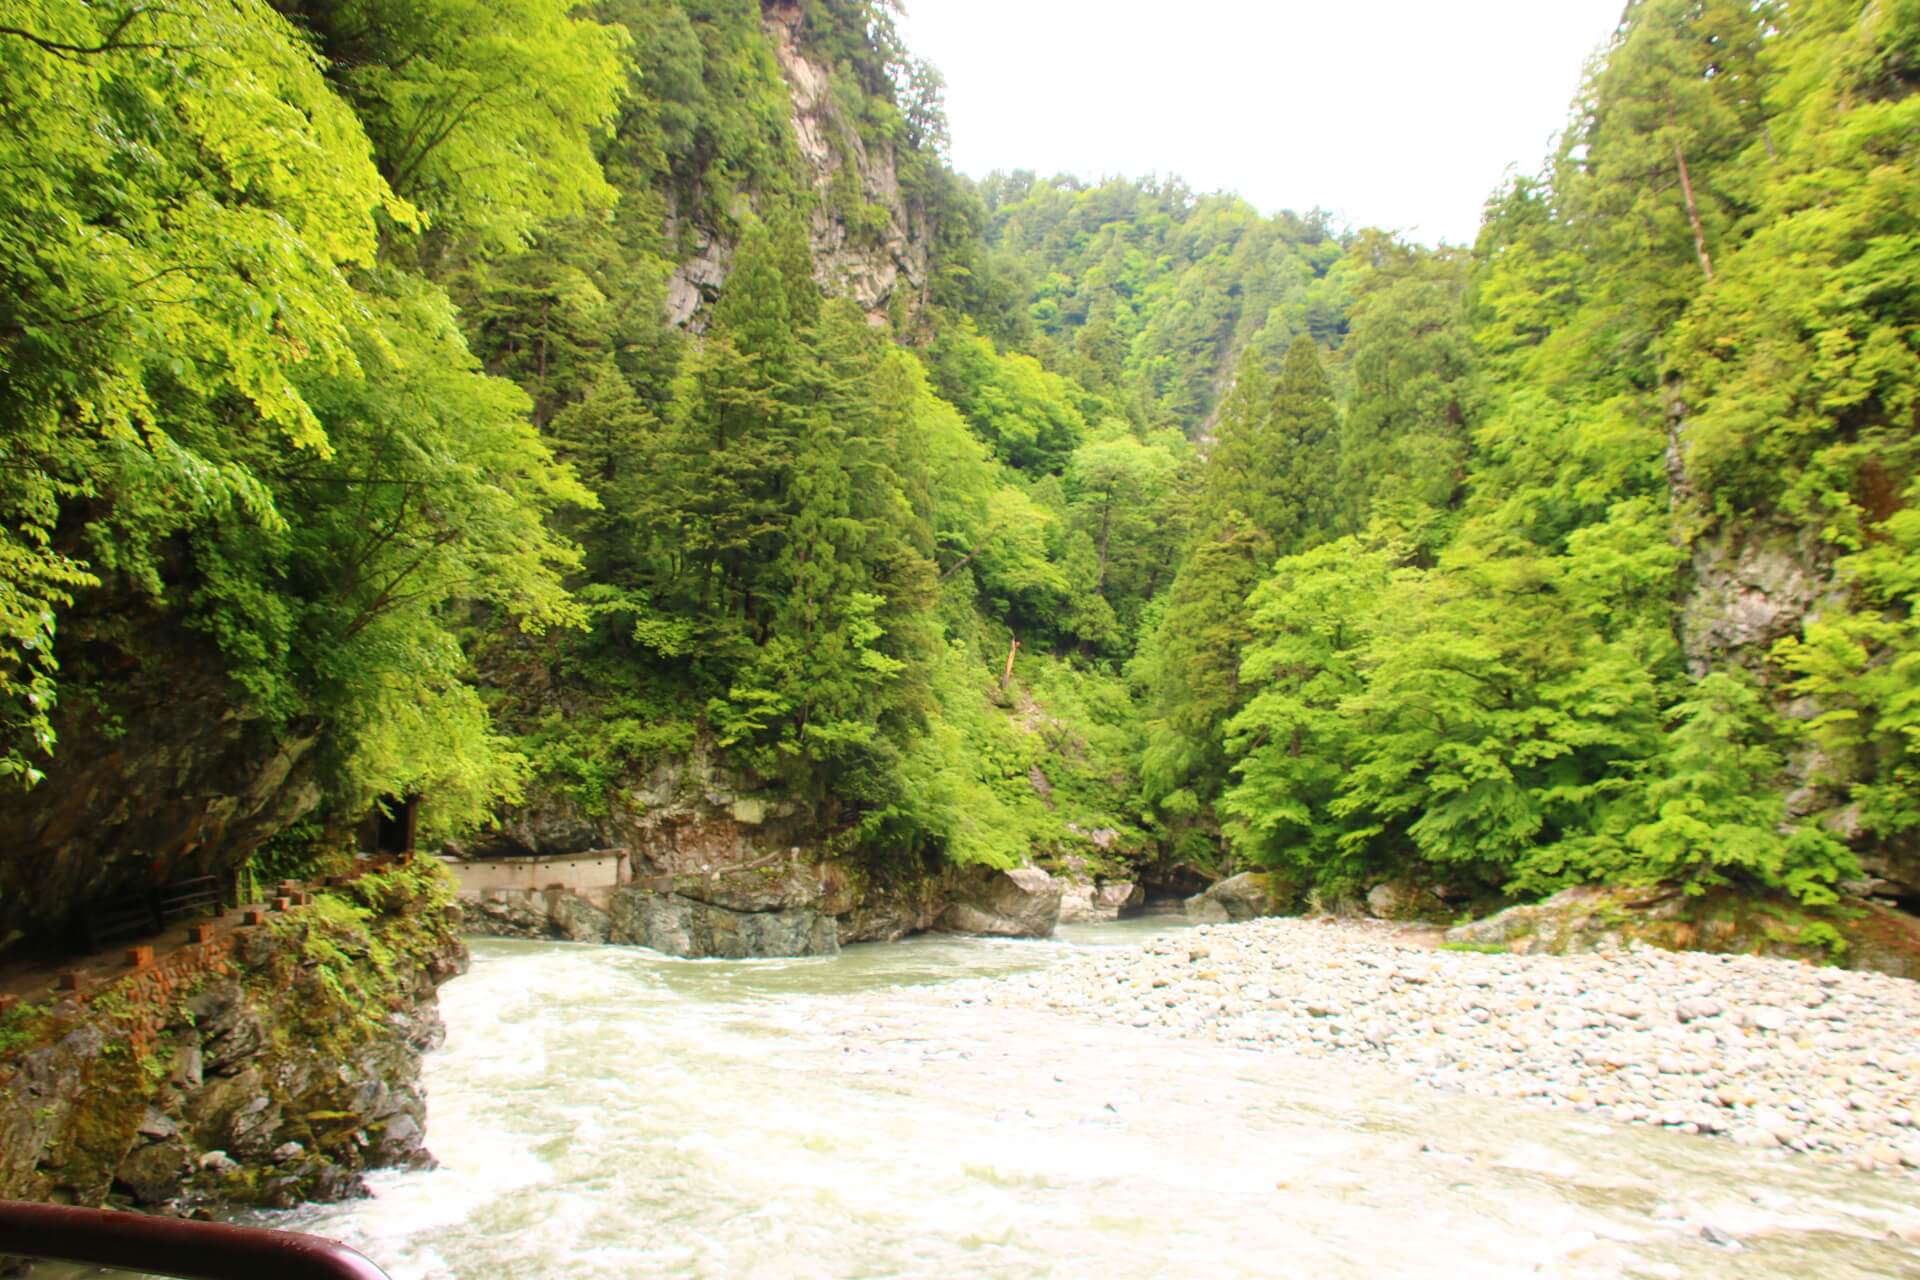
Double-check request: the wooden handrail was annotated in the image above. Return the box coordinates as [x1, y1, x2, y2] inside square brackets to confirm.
[0, 1200, 391, 1280]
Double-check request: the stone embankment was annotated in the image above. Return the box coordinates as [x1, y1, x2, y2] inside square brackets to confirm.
[0, 861, 465, 1214]
[950, 917, 1920, 1172]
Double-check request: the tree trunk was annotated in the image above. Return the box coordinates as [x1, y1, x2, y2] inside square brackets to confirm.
[939, 524, 1001, 581]
[1095, 491, 1113, 594]
[1668, 99, 1715, 284]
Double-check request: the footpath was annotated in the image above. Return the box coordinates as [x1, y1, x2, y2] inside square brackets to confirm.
[0, 861, 409, 1012]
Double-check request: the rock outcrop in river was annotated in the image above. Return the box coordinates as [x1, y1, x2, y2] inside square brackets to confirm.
[1183, 871, 1299, 923]
[1445, 884, 1920, 981]
[458, 857, 1072, 956]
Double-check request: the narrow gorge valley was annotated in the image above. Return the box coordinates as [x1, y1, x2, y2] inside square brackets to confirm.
[1, 0, 1919, 1274]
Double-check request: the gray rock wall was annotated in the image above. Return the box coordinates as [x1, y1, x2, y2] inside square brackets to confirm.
[0, 608, 326, 956]
[459, 858, 1071, 956]
[662, 1, 930, 331]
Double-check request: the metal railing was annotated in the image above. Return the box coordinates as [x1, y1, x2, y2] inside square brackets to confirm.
[0, 1200, 392, 1280]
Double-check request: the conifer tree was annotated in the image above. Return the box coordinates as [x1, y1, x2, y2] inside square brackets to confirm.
[1335, 243, 1476, 542]
[1136, 512, 1270, 829]
[1566, 0, 1776, 295]
[1264, 337, 1342, 554]
[1201, 348, 1276, 537]
[647, 213, 816, 639]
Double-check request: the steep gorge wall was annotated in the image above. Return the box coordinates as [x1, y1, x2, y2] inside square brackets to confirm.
[0, 0, 944, 959]
[457, 744, 1115, 955]
[456, 858, 1113, 957]
[0, 604, 327, 956]
[664, 0, 931, 329]
[1667, 419, 1919, 901]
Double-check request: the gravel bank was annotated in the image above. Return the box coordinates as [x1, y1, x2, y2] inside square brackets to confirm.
[944, 917, 1920, 1171]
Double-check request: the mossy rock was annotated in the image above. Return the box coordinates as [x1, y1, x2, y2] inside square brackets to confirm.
[1185, 871, 1302, 923]
[1445, 884, 1920, 978]
[43, 1050, 147, 1200]
[2, 860, 463, 1209]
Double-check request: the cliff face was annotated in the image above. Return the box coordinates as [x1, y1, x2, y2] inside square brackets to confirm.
[1665, 408, 1838, 682]
[0, 862, 464, 1213]
[1677, 524, 1840, 680]
[1669, 419, 1918, 904]
[764, 0, 930, 320]
[663, 0, 931, 330]
[0, 603, 326, 957]
[465, 738, 813, 875]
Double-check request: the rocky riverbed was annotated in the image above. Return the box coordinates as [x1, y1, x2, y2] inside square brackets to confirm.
[932, 917, 1920, 1173]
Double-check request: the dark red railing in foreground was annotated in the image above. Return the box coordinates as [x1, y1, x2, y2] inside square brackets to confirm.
[0, 1199, 392, 1280]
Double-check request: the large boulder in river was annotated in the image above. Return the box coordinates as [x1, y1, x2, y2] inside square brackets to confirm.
[671, 857, 821, 912]
[462, 886, 613, 943]
[815, 858, 953, 943]
[607, 889, 838, 958]
[1057, 878, 1144, 924]
[548, 890, 613, 943]
[937, 866, 1061, 938]
[1183, 871, 1297, 923]
[1365, 879, 1449, 923]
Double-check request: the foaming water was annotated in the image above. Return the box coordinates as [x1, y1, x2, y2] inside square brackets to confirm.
[53, 918, 1920, 1278]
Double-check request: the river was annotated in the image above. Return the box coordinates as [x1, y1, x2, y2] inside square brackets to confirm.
[60, 916, 1920, 1278]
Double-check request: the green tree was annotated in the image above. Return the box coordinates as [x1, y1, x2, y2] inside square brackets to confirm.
[926, 321, 1087, 473]
[0, 0, 395, 780]
[1778, 485, 1920, 846]
[1201, 348, 1276, 532]
[1335, 239, 1476, 542]
[1620, 673, 1855, 903]
[1064, 424, 1185, 646]
[1263, 337, 1342, 553]
[1564, 0, 1776, 293]
[274, 0, 629, 250]
[1136, 513, 1270, 830]
[1222, 533, 1397, 886]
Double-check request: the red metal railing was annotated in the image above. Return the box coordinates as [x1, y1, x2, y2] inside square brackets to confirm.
[0, 1200, 392, 1280]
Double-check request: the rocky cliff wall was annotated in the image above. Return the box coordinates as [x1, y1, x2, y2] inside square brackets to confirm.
[0, 862, 465, 1215]
[0, 606, 326, 957]
[663, 0, 931, 330]
[455, 853, 1154, 956]
[0, 0, 946, 961]
[463, 739, 816, 876]
[1667, 412, 1920, 904]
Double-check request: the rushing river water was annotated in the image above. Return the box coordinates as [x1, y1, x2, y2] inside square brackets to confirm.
[58, 917, 1920, 1278]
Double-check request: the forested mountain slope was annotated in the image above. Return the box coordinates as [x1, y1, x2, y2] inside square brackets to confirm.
[1203, 0, 1920, 922]
[2, 0, 1917, 962]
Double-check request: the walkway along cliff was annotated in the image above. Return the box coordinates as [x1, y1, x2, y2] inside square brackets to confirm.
[0, 861, 464, 1216]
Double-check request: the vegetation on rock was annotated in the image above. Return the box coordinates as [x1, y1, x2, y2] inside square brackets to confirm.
[0, 861, 464, 1210]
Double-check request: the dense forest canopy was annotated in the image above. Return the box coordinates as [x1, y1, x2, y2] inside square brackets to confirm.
[2, 0, 1917, 946]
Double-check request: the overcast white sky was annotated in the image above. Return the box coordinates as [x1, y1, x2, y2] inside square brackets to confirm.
[896, 0, 1628, 245]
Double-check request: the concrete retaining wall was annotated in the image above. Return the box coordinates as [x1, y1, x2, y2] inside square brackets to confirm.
[445, 850, 629, 897]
